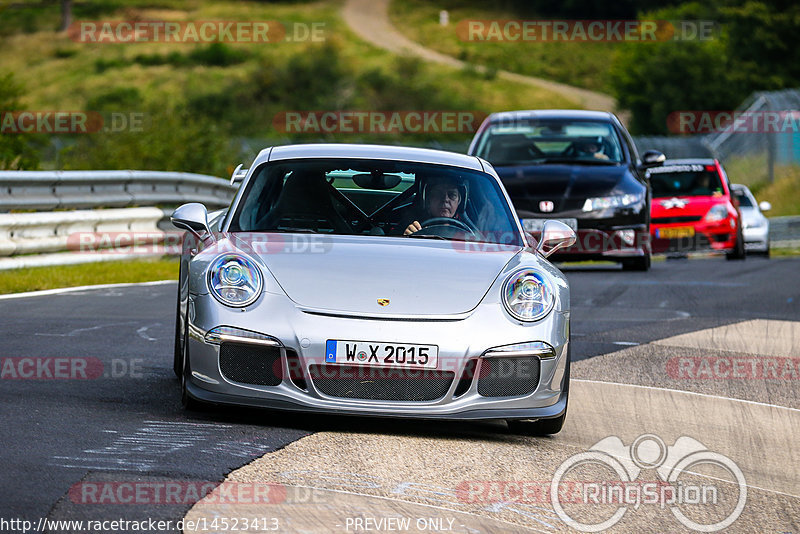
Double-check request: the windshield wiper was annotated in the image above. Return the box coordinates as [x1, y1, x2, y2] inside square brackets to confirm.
[271, 228, 320, 234]
[532, 157, 619, 166]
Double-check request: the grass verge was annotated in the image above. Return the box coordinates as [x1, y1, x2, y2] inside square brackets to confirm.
[0, 257, 178, 295]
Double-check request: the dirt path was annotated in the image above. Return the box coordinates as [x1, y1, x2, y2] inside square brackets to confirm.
[341, 0, 618, 112]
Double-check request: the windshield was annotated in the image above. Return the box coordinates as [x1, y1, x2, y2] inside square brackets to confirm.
[228, 158, 523, 246]
[732, 188, 754, 207]
[475, 119, 624, 165]
[648, 164, 724, 198]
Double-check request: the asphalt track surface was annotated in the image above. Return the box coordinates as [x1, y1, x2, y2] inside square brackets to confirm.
[1, 256, 798, 533]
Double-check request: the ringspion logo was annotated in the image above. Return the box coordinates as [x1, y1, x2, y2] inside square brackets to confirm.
[551, 434, 746, 532]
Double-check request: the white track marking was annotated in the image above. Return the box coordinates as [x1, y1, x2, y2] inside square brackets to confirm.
[573, 378, 800, 413]
[137, 323, 161, 341]
[0, 280, 174, 301]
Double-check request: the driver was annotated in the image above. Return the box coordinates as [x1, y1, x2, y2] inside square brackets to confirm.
[404, 176, 467, 235]
[575, 138, 609, 160]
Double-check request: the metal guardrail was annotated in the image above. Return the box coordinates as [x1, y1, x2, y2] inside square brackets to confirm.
[769, 216, 800, 245]
[0, 207, 168, 257]
[0, 170, 236, 212]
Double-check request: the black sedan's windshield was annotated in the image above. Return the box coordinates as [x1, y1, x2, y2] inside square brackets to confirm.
[475, 119, 625, 165]
[228, 158, 523, 246]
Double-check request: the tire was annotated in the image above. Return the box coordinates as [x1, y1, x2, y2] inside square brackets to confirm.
[173, 294, 183, 379]
[508, 412, 566, 436]
[726, 227, 746, 260]
[179, 303, 204, 411]
[621, 253, 651, 271]
[173, 262, 185, 378]
[508, 343, 570, 436]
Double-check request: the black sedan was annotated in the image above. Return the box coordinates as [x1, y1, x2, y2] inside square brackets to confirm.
[468, 110, 664, 270]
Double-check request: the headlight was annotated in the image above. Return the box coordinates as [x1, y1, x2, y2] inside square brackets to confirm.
[502, 269, 555, 322]
[745, 218, 765, 229]
[582, 193, 642, 212]
[208, 254, 263, 307]
[704, 204, 728, 222]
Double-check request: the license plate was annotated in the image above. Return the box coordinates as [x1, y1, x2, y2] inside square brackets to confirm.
[657, 226, 696, 239]
[325, 340, 438, 369]
[522, 218, 578, 232]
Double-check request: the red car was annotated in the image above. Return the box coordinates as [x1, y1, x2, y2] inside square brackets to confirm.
[648, 159, 745, 260]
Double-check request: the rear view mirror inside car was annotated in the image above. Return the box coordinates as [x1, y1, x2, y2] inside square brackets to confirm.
[352, 172, 403, 190]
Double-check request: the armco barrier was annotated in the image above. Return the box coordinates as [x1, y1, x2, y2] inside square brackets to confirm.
[0, 207, 168, 257]
[769, 216, 800, 246]
[0, 170, 235, 212]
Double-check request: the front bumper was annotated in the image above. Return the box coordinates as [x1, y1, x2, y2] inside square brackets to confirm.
[743, 225, 769, 251]
[184, 290, 570, 421]
[547, 225, 650, 262]
[651, 219, 738, 254]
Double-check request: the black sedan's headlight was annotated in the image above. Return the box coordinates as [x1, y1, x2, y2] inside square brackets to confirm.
[582, 193, 643, 212]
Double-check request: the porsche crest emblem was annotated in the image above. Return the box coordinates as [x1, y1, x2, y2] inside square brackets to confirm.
[377, 299, 390, 307]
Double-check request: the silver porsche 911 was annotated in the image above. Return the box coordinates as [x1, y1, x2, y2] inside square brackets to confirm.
[171, 144, 576, 435]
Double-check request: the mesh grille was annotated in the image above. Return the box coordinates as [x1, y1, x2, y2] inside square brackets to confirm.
[652, 216, 702, 224]
[219, 342, 282, 386]
[477, 357, 541, 397]
[309, 365, 454, 401]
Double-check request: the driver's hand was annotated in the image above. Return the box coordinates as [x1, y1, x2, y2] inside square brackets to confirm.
[404, 221, 421, 235]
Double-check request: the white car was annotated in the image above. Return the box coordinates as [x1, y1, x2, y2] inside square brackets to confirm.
[731, 184, 771, 256]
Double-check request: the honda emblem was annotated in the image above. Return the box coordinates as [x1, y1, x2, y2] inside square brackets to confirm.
[539, 200, 555, 213]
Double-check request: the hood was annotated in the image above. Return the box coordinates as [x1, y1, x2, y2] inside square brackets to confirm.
[494, 163, 632, 213]
[233, 234, 521, 317]
[738, 207, 765, 224]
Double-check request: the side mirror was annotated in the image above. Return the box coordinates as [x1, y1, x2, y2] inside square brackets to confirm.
[230, 164, 248, 185]
[640, 150, 666, 169]
[536, 220, 577, 258]
[759, 201, 772, 212]
[524, 231, 538, 249]
[171, 202, 214, 242]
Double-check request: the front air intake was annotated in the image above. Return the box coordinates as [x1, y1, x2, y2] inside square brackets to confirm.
[219, 342, 282, 386]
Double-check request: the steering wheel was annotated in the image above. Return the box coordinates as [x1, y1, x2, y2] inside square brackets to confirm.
[417, 217, 478, 238]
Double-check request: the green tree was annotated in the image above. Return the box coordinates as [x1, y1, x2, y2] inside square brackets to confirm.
[62, 104, 231, 177]
[0, 72, 40, 169]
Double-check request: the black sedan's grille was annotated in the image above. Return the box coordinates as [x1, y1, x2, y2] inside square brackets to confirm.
[652, 216, 702, 224]
[477, 357, 541, 397]
[309, 364, 454, 401]
[219, 343, 282, 386]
